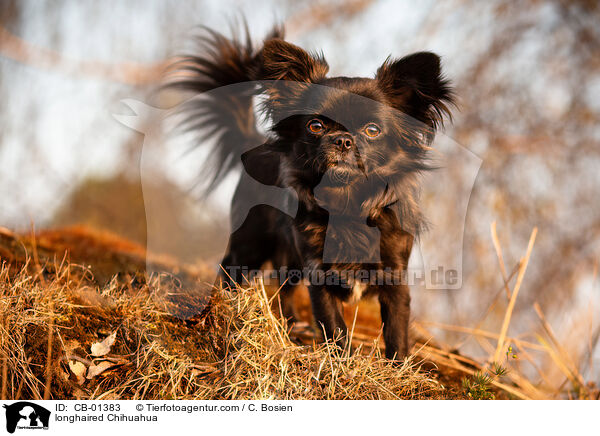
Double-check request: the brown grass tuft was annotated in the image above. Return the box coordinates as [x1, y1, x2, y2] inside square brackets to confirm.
[0, 258, 443, 400]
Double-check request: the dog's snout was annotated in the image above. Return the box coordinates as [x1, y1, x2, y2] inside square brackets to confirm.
[333, 133, 354, 150]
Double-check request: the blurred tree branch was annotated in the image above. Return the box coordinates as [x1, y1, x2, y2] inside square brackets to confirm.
[0, 25, 168, 85]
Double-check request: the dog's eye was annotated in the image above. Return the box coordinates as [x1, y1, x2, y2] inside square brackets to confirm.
[364, 124, 381, 138]
[307, 119, 325, 134]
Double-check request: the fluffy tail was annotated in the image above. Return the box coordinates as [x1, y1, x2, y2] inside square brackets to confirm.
[166, 24, 283, 192]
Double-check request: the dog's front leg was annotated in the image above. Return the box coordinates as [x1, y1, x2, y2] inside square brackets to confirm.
[378, 284, 411, 360]
[308, 285, 348, 350]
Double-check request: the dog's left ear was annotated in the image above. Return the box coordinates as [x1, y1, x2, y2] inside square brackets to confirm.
[376, 52, 454, 129]
[259, 39, 329, 120]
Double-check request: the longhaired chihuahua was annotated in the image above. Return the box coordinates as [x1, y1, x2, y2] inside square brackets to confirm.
[170, 24, 454, 360]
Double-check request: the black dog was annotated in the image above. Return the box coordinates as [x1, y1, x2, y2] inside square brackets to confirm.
[170, 25, 453, 359]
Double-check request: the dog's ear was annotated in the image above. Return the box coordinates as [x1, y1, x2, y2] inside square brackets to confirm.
[261, 39, 329, 82]
[376, 52, 454, 129]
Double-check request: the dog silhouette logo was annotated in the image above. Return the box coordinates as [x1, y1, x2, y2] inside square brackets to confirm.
[2, 402, 50, 433]
[115, 93, 481, 309]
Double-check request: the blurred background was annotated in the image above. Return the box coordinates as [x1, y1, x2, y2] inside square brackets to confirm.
[1, 0, 599, 389]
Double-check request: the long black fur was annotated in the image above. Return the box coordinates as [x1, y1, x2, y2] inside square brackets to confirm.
[170, 25, 454, 360]
[167, 24, 283, 191]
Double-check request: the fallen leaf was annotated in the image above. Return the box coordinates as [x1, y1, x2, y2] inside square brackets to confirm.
[86, 361, 119, 379]
[101, 356, 129, 364]
[90, 331, 117, 357]
[190, 364, 218, 377]
[68, 360, 86, 384]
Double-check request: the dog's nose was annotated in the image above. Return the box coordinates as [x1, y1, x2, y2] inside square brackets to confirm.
[333, 133, 354, 150]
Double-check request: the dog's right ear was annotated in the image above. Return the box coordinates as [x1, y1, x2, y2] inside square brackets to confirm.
[261, 39, 329, 83]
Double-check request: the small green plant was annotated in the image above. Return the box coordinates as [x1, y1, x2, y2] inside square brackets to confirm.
[490, 361, 509, 377]
[462, 371, 495, 400]
[464, 345, 517, 399]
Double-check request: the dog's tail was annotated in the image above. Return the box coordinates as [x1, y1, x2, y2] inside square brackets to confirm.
[166, 24, 283, 193]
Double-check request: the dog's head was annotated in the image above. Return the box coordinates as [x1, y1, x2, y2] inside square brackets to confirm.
[259, 39, 454, 191]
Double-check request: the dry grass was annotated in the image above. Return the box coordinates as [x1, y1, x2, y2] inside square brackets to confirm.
[1, 225, 597, 400]
[192, 281, 444, 399]
[0, 256, 443, 400]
